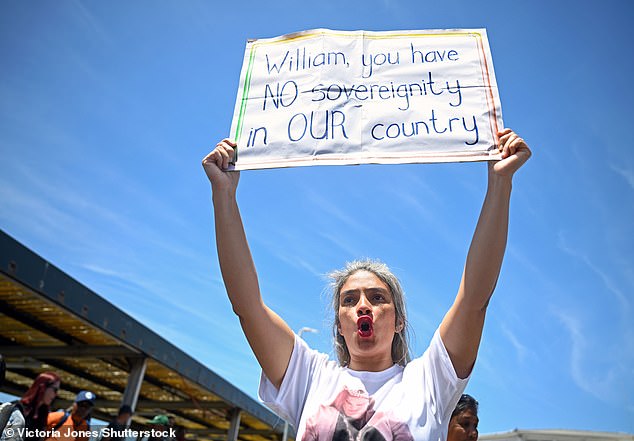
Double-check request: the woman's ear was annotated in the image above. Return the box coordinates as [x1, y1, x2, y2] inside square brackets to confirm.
[395, 320, 404, 333]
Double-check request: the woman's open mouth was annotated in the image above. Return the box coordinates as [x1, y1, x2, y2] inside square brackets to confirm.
[357, 316, 374, 338]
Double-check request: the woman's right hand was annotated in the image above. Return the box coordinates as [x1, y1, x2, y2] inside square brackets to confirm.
[202, 138, 240, 192]
[203, 140, 294, 390]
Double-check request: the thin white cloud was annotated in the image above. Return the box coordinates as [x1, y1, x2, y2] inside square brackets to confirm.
[305, 188, 373, 235]
[123, 279, 239, 337]
[507, 245, 559, 294]
[0, 184, 76, 240]
[556, 311, 589, 391]
[398, 171, 442, 204]
[1, 161, 133, 237]
[68, 0, 113, 46]
[405, 309, 437, 347]
[273, 250, 322, 276]
[81, 263, 134, 280]
[557, 231, 631, 314]
[318, 231, 364, 259]
[500, 323, 530, 363]
[392, 192, 462, 250]
[609, 163, 634, 191]
[249, 227, 323, 277]
[552, 309, 626, 404]
[2, 151, 207, 275]
[471, 343, 514, 395]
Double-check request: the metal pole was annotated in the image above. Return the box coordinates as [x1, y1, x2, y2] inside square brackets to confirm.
[227, 408, 241, 441]
[121, 356, 147, 426]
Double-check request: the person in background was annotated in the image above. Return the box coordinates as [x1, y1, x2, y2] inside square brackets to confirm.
[1, 372, 61, 441]
[174, 426, 185, 441]
[45, 391, 95, 441]
[447, 394, 479, 441]
[145, 415, 169, 441]
[100, 405, 133, 441]
[0, 355, 20, 441]
[166, 416, 176, 441]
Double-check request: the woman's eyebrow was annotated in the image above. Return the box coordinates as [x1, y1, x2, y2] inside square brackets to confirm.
[341, 286, 389, 296]
[366, 287, 391, 297]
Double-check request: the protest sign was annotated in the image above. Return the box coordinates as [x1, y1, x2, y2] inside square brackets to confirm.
[228, 28, 503, 170]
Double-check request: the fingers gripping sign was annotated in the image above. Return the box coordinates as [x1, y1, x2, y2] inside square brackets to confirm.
[202, 139, 240, 191]
[203, 138, 236, 171]
[491, 128, 532, 178]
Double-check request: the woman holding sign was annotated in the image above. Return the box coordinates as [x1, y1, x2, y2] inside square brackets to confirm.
[202, 128, 530, 441]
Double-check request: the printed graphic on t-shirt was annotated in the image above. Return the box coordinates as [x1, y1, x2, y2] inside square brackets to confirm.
[302, 386, 413, 441]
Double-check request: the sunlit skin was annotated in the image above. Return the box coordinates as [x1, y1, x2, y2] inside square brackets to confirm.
[447, 409, 479, 441]
[42, 381, 60, 407]
[337, 271, 403, 371]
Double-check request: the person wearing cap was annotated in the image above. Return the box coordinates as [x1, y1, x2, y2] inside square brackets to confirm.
[45, 391, 95, 441]
[147, 415, 168, 426]
[145, 415, 169, 441]
[100, 405, 133, 441]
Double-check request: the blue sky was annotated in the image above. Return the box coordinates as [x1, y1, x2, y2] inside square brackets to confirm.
[1, 0, 633, 435]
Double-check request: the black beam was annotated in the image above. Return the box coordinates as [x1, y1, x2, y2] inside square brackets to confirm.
[0, 299, 77, 345]
[0, 345, 141, 358]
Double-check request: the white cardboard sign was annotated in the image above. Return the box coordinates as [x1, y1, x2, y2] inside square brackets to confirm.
[229, 28, 503, 170]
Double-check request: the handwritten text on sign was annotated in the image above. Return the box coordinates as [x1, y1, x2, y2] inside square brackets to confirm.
[229, 29, 503, 170]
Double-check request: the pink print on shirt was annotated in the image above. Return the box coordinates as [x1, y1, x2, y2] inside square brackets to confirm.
[302, 386, 414, 441]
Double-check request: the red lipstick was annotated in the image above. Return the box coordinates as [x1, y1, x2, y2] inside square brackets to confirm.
[357, 316, 374, 338]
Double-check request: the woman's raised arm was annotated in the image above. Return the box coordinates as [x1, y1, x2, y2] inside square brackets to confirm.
[203, 139, 294, 389]
[440, 128, 532, 379]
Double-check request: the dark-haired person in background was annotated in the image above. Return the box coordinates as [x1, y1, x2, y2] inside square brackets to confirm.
[100, 405, 133, 441]
[447, 394, 479, 441]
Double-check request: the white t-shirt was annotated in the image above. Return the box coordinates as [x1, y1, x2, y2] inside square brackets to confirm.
[259, 328, 469, 441]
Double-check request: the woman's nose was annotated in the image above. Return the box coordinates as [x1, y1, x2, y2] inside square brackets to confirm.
[356, 295, 372, 315]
